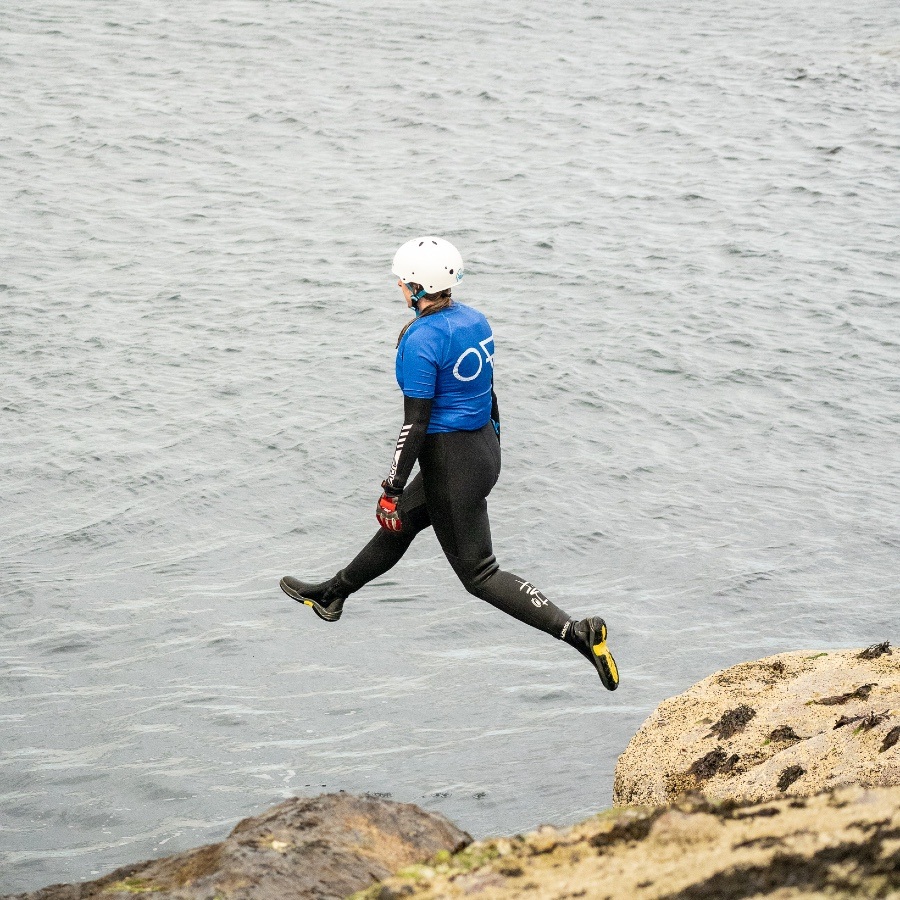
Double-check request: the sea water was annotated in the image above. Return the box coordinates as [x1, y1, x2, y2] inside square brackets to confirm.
[1, 0, 898, 892]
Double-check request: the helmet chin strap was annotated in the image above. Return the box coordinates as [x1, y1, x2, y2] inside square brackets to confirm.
[406, 282, 428, 317]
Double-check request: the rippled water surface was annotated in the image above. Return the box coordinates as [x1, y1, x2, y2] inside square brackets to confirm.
[2, 0, 899, 893]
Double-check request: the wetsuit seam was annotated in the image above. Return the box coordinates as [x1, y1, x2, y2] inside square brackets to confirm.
[437, 312, 454, 374]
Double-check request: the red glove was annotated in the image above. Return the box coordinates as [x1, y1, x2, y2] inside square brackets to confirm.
[376, 491, 402, 532]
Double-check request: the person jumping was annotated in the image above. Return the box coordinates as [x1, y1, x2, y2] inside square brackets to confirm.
[280, 237, 618, 690]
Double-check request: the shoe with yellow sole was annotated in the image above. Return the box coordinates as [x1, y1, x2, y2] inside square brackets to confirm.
[572, 616, 619, 690]
[279, 575, 346, 622]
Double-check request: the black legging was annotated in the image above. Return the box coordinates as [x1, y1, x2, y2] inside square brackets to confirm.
[340, 422, 572, 639]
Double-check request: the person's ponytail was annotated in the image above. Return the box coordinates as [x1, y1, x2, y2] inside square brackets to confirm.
[396, 286, 453, 347]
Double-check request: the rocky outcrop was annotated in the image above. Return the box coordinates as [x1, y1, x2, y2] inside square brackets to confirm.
[9, 646, 900, 900]
[356, 784, 900, 900]
[614, 644, 900, 807]
[3, 794, 470, 900]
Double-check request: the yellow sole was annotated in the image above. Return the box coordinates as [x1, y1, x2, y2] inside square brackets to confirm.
[592, 623, 620, 688]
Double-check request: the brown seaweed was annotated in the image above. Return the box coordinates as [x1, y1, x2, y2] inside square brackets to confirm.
[815, 684, 875, 706]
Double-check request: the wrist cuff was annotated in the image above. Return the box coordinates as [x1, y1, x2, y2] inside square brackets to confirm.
[381, 480, 404, 498]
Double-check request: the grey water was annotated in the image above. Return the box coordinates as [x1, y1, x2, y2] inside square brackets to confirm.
[1, 0, 898, 892]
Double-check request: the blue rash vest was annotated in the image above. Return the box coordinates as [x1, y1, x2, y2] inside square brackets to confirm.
[396, 302, 494, 434]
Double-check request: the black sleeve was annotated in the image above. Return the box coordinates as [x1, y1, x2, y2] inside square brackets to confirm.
[381, 396, 432, 496]
[490, 387, 499, 426]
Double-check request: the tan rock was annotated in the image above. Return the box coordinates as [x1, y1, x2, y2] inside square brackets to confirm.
[614, 645, 900, 806]
[647, 809, 723, 846]
[356, 784, 900, 899]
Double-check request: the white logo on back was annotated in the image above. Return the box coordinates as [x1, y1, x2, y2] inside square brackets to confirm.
[452, 333, 494, 382]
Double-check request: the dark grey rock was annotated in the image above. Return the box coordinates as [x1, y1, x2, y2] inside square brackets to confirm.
[3, 793, 470, 900]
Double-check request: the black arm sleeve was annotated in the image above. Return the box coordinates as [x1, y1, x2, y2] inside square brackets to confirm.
[490, 388, 499, 426]
[382, 396, 432, 495]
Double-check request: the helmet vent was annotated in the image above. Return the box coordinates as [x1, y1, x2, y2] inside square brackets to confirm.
[449, 268, 454, 274]
[419, 241, 424, 246]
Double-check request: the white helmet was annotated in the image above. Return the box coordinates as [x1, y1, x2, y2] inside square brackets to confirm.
[392, 236, 464, 294]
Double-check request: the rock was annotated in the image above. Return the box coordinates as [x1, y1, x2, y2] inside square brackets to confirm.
[357, 785, 900, 899]
[614, 647, 900, 806]
[3, 794, 470, 900]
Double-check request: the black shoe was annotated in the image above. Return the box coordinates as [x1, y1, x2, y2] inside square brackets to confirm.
[279, 575, 346, 622]
[572, 617, 619, 691]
